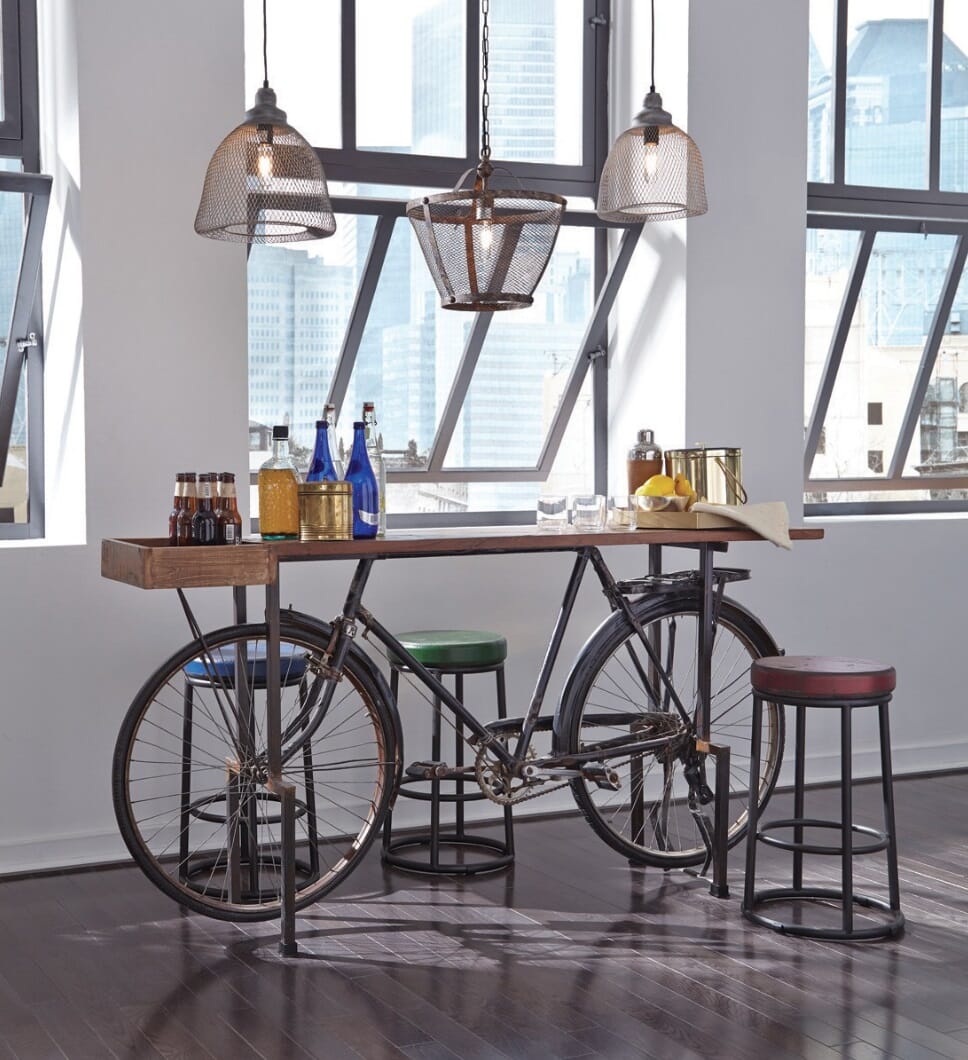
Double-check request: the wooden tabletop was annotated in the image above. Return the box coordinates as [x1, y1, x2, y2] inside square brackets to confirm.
[101, 524, 824, 591]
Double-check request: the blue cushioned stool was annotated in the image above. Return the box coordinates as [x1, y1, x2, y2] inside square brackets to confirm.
[383, 630, 515, 875]
[179, 642, 319, 901]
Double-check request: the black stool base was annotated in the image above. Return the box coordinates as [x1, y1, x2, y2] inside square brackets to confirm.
[744, 886, 905, 941]
[383, 833, 514, 876]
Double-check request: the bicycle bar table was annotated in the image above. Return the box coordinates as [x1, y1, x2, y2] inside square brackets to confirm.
[102, 523, 823, 955]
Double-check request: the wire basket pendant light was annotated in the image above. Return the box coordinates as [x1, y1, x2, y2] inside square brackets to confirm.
[195, 0, 336, 243]
[407, 0, 566, 311]
[597, 0, 707, 223]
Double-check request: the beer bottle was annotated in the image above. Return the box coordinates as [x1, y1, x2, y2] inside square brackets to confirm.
[216, 472, 243, 544]
[191, 473, 219, 545]
[168, 473, 185, 545]
[176, 473, 197, 546]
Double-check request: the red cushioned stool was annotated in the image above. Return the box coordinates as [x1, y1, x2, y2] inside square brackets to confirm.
[741, 656, 904, 941]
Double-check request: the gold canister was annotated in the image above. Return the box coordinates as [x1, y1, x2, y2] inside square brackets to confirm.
[298, 482, 353, 541]
[664, 447, 747, 505]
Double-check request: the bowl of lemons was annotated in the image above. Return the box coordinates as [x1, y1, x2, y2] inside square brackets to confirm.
[633, 473, 698, 513]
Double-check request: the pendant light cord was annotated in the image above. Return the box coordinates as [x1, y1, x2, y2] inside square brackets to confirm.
[480, 0, 491, 159]
[262, 0, 269, 88]
[650, 0, 655, 93]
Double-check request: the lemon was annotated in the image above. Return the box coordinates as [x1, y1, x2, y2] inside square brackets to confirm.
[673, 473, 694, 497]
[635, 473, 675, 497]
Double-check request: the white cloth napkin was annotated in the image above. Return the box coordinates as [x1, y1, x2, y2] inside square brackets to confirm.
[691, 501, 792, 550]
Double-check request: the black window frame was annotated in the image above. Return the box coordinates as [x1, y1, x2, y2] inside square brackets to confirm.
[247, 0, 640, 528]
[0, 0, 48, 540]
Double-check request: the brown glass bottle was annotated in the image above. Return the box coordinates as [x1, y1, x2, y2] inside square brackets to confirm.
[168, 473, 185, 545]
[216, 472, 243, 544]
[191, 473, 218, 545]
[176, 473, 197, 546]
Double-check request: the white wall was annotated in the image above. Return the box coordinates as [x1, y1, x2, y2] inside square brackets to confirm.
[0, 0, 961, 875]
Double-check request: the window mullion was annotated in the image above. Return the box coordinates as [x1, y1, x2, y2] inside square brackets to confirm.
[928, 0, 944, 191]
[466, 0, 480, 167]
[536, 227, 639, 474]
[325, 214, 394, 419]
[832, 0, 848, 185]
[424, 312, 492, 474]
[887, 234, 968, 479]
[342, 0, 357, 151]
[803, 228, 874, 479]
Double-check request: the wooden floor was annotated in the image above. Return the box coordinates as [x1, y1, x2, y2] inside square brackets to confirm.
[2, 772, 967, 1060]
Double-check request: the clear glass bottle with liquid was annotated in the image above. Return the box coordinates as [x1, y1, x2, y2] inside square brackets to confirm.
[258, 425, 300, 540]
[362, 401, 386, 537]
[344, 421, 379, 539]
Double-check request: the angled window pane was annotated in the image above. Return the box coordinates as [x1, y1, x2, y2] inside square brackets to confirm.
[247, 214, 375, 475]
[486, 0, 583, 166]
[940, 8, 968, 192]
[443, 226, 594, 471]
[339, 213, 450, 466]
[0, 371, 27, 523]
[805, 228, 860, 424]
[898, 259, 968, 491]
[813, 231, 956, 484]
[844, 1, 930, 190]
[808, 0, 835, 182]
[244, 0, 341, 149]
[356, 0, 466, 157]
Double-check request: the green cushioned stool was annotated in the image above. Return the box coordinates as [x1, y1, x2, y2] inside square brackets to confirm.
[383, 630, 515, 876]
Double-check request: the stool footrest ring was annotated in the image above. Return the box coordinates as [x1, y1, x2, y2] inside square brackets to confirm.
[743, 886, 905, 941]
[757, 817, 889, 857]
[383, 833, 514, 876]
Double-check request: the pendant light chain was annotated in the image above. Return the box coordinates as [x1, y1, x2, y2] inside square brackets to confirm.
[262, 0, 269, 88]
[480, 0, 491, 160]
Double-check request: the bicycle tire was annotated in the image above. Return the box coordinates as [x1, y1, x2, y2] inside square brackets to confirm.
[113, 622, 397, 921]
[555, 593, 784, 868]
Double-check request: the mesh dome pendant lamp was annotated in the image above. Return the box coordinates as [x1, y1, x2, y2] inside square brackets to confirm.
[194, 0, 335, 243]
[406, 0, 565, 311]
[596, 0, 707, 223]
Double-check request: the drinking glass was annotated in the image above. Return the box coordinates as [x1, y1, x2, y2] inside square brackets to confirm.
[607, 495, 636, 530]
[536, 494, 568, 532]
[572, 494, 606, 532]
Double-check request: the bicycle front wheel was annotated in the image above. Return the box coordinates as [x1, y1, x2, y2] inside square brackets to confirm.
[113, 623, 396, 921]
[557, 595, 784, 868]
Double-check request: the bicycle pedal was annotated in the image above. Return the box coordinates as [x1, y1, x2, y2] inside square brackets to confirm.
[405, 760, 447, 780]
[582, 764, 621, 791]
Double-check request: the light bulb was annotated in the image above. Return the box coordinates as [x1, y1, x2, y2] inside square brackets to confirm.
[642, 125, 660, 183]
[479, 219, 494, 255]
[256, 143, 274, 187]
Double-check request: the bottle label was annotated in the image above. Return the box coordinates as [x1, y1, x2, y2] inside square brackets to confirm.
[358, 509, 379, 526]
[224, 524, 237, 543]
[198, 480, 213, 500]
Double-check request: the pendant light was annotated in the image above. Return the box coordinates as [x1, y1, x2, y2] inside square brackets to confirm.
[597, 0, 707, 223]
[406, 0, 565, 311]
[194, 0, 336, 243]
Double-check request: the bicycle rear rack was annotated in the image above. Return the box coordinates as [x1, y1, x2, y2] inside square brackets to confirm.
[616, 566, 750, 596]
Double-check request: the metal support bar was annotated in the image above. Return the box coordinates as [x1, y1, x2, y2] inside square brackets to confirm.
[325, 214, 394, 420]
[888, 234, 968, 479]
[803, 229, 875, 477]
[832, 0, 848, 185]
[928, 0, 944, 191]
[707, 741, 731, 898]
[426, 312, 492, 472]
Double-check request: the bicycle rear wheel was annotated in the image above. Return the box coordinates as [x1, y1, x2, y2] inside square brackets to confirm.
[113, 622, 396, 921]
[557, 594, 783, 868]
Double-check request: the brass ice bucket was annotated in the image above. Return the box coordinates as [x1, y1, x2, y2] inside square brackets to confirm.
[298, 482, 353, 541]
[664, 447, 747, 505]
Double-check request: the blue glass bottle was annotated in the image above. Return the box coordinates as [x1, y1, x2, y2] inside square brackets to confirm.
[306, 420, 340, 482]
[344, 421, 379, 539]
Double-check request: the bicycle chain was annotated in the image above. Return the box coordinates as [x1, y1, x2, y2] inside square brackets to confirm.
[474, 741, 571, 806]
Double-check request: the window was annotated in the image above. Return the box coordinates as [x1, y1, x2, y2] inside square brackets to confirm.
[245, 0, 621, 524]
[805, 0, 968, 512]
[0, 1, 47, 538]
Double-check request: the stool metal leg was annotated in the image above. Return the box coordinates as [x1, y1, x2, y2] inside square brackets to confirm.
[841, 705, 854, 937]
[878, 701, 902, 915]
[496, 665, 514, 857]
[455, 672, 465, 840]
[742, 692, 764, 913]
[430, 679, 442, 872]
[793, 705, 806, 891]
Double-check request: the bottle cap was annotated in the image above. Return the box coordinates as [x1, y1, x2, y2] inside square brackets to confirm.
[219, 472, 235, 482]
[272, 425, 289, 440]
[353, 420, 365, 429]
[315, 419, 326, 429]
